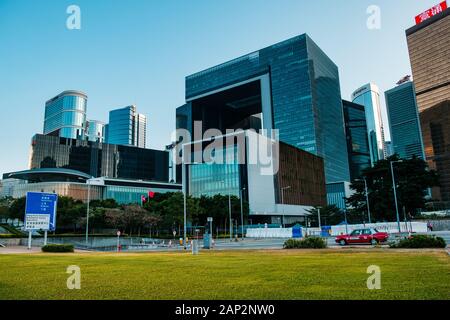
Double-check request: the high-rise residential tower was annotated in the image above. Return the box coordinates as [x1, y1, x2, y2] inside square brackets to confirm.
[406, 2, 450, 201]
[351, 83, 386, 165]
[385, 81, 425, 160]
[106, 105, 147, 148]
[43, 90, 87, 140]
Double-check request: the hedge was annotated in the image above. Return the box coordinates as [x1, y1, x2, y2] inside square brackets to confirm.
[41, 244, 75, 253]
[390, 235, 446, 249]
[283, 237, 327, 249]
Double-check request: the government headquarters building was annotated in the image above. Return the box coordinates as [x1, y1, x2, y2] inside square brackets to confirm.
[176, 34, 348, 223]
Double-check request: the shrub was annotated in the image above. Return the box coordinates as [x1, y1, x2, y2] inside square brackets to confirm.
[283, 237, 327, 249]
[390, 235, 446, 249]
[41, 244, 74, 253]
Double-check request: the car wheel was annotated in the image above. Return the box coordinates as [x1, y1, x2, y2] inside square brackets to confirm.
[371, 239, 378, 246]
[339, 239, 346, 246]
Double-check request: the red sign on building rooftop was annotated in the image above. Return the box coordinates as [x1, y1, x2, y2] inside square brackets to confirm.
[415, 1, 448, 25]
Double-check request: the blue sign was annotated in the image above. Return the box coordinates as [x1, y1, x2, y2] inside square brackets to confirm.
[25, 192, 58, 231]
[292, 227, 303, 238]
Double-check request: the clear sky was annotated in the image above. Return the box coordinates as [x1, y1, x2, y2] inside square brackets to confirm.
[0, 0, 441, 176]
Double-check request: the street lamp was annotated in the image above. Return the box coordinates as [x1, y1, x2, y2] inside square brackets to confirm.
[182, 149, 187, 249]
[85, 179, 92, 245]
[240, 187, 246, 241]
[281, 186, 291, 228]
[316, 206, 322, 230]
[355, 178, 372, 224]
[342, 197, 349, 234]
[390, 160, 404, 233]
[219, 180, 233, 241]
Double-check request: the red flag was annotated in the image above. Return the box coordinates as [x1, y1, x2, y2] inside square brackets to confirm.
[149, 191, 155, 199]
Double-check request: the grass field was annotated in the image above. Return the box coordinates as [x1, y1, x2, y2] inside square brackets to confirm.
[0, 249, 449, 300]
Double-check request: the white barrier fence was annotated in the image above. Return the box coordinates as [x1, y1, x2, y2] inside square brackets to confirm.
[329, 222, 427, 236]
[246, 227, 293, 239]
[246, 222, 429, 239]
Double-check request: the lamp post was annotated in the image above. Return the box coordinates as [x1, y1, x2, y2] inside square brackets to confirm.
[342, 197, 348, 235]
[219, 180, 233, 241]
[281, 186, 291, 228]
[390, 160, 404, 233]
[228, 192, 232, 241]
[240, 187, 246, 240]
[355, 178, 372, 224]
[317, 206, 322, 231]
[182, 150, 187, 249]
[85, 179, 91, 245]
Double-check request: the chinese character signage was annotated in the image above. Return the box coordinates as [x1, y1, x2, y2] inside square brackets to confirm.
[415, 1, 448, 25]
[24, 192, 58, 231]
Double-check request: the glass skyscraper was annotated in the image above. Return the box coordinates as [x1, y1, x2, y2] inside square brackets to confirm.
[106, 105, 147, 148]
[180, 34, 350, 184]
[342, 100, 371, 181]
[86, 120, 105, 143]
[385, 81, 425, 160]
[43, 90, 87, 140]
[352, 83, 386, 165]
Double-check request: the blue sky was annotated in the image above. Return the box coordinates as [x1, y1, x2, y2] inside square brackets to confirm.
[0, 0, 441, 175]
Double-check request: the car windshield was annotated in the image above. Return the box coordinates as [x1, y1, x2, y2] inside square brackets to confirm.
[371, 228, 379, 233]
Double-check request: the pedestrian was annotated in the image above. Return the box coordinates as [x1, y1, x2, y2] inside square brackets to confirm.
[427, 221, 433, 232]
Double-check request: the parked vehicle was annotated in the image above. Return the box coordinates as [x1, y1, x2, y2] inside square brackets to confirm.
[335, 228, 389, 246]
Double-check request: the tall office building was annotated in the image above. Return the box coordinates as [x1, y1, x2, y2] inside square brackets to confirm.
[406, 2, 450, 201]
[385, 81, 425, 160]
[86, 120, 105, 143]
[29, 134, 167, 181]
[384, 141, 394, 158]
[351, 83, 386, 165]
[106, 105, 147, 148]
[43, 90, 87, 140]
[178, 34, 350, 184]
[342, 100, 371, 181]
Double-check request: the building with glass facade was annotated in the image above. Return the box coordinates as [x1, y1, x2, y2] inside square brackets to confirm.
[326, 181, 353, 211]
[178, 34, 350, 184]
[351, 83, 386, 166]
[181, 131, 326, 223]
[106, 105, 147, 148]
[43, 90, 88, 140]
[384, 141, 394, 158]
[342, 100, 371, 181]
[29, 134, 168, 182]
[385, 81, 425, 160]
[406, 7, 450, 202]
[86, 120, 106, 143]
[2, 169, 181, 204]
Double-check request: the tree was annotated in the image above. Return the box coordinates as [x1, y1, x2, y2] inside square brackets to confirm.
[347, 155, 439, 222]
[8, 197, 26, 223]
[56, 197, 85, 232]
[306, 205, 344, 226]
[122, 204, 150, 236]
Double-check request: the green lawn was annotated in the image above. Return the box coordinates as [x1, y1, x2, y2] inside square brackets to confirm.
[0, 249, 449, 300]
